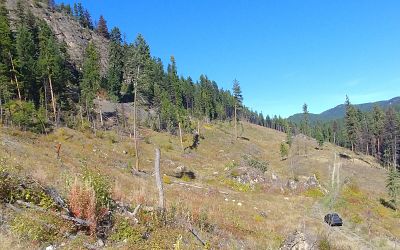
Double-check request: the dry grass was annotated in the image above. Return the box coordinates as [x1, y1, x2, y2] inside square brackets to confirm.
[0, 121, 398, 249]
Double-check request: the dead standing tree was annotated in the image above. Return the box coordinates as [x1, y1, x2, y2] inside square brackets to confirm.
[133, 66, 140, 171]
[232, 79, 243, 140]
[154, 148, 165, 210]
[178, 121, 184, 152]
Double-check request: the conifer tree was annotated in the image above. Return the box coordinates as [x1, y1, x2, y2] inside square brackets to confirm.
[315, 123, 324, 148]
[386, 168, 400, 206]
[16, 24, 38, 103]
[302, 103, 309, 136]
[106, 27, 123, 100]
[38, 21, 66, 124]
[48, 0, 55, 10]
[96, 15, 109, 38]
[81, 42, 100, 109]
[232, 78, 242, 139]
[0, 1, 13, 103]
[372, 106, 386, 158]
[383, 107, 399, 168]
[345, 96, 361, 151]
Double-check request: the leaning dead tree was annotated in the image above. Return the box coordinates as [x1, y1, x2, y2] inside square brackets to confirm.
[9, 52, 21, 101]
[154, 148, 165, 210]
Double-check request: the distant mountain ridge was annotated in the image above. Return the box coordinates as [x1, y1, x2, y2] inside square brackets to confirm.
[288, 96, 400, 123]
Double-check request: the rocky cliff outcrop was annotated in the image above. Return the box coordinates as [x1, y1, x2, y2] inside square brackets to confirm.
[5, 0, 109, 74]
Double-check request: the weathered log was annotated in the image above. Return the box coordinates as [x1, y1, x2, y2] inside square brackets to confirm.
[131, 168, 148, 178]
[15, 200, 91, 227]
[172, 181, 229, 195]
[44, 187, 70, 214]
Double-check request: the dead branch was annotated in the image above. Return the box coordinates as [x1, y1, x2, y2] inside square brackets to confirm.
[188, 224, 206, 246]
[132, 204, 141, 217]
[44, 187, 70, 214]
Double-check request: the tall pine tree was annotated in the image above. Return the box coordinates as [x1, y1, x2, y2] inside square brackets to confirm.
[96, 15, 109, 38]
[106, 27, 123, 100]
[345, 96, 361, 151]
[80, 42, 100, 109]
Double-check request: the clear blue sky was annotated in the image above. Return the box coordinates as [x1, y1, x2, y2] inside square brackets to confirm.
[58, 0, 400, 118]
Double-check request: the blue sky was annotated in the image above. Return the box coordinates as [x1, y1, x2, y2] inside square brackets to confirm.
[58, 0, 400, 117]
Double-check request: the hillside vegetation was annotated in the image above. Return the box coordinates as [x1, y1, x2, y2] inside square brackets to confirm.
[0, 0, 399, 249]
[0, 121, 399, 249]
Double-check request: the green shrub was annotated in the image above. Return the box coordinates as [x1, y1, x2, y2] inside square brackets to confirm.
[109, 216, 142, 243]
[0, 166, 18, 202]
[11, 210, 69, 243]
[280, 142, 289, 160]
[350, 213, 363, 224]
[163, 175, 172, 184]
[242, 155, 268, 172]
[304, 188, 324, 198]
[222, 178, 252, 192]
[318, 235, 331, 250]
[5, 100, 48, 133]
[105, 131, 118, 143]
[225, 161, 239, 170]
[82, 168, 112, 209]
[0, 167, 55, 208]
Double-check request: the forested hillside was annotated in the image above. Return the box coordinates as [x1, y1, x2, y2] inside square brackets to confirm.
[1, 1, 400, 249]
[288, 96, 400, 123]
[287, 97, 400, 175]
[1, 0, 399, 179]
[0, 0, 275, 136]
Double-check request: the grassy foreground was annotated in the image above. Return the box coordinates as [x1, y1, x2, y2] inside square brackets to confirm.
[0, 121, 399, 249]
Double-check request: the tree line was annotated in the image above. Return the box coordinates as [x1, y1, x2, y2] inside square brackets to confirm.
[294, 97, 400, 170]
[0, 0, 274, 135]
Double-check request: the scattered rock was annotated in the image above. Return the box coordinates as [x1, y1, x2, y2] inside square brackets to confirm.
[229, 166, 266, 188]
[303, 174, 319, 189]
[286, 179, 298, 190]
[171, 166, 196, 179]
[339, 152, 352, 159]
[97, 239, 105, 247]
[259, 211, 268, 218]
[280, 230, 310, 250]
[237, 202, 242, 206]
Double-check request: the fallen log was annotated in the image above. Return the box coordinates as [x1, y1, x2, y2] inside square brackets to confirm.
[172, 181, 229, 195]
[6, 203, 57, 230]
[15, 200, 92, 227]
[188, 224, 206, 246]
[44, 187, 70, 214]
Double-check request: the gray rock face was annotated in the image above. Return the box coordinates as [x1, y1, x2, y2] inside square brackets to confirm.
[5, 0, 109, 74]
